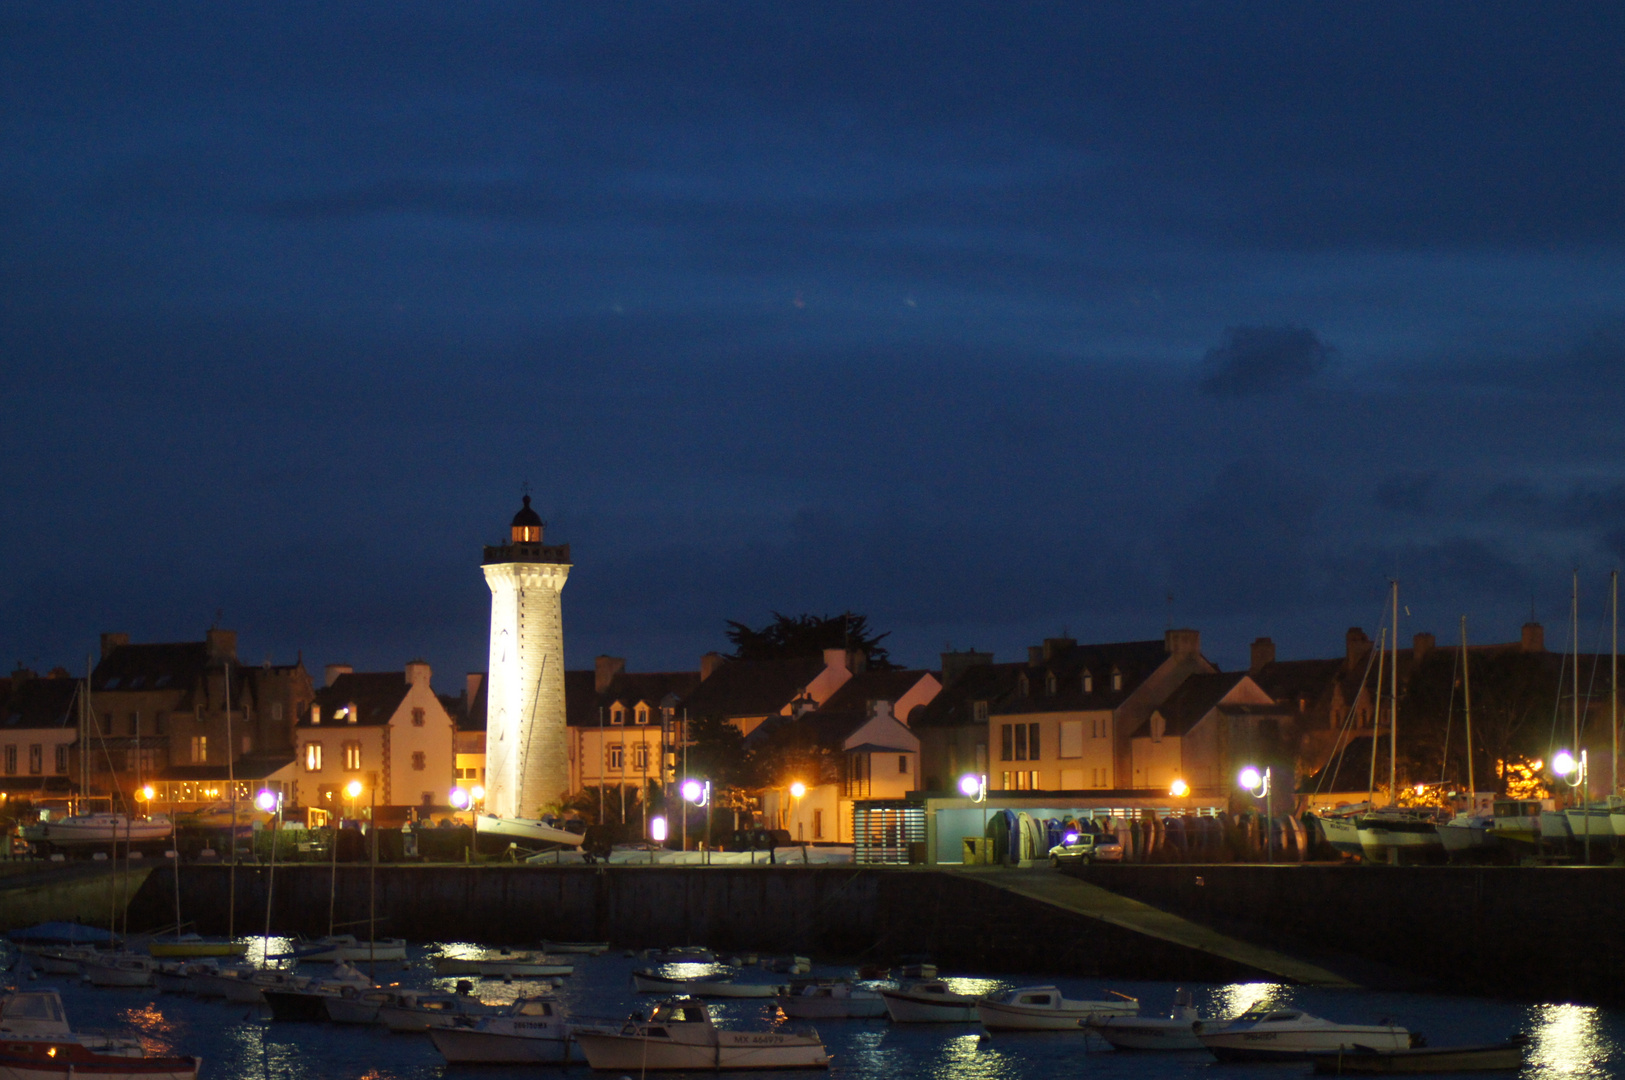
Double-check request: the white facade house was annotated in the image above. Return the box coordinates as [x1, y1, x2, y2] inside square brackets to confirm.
[482, 496, 571, 819]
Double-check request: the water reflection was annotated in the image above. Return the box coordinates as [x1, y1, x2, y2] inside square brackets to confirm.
[238, 936, 295, 967]
[1528, 1003, 1615, 1079]
[1210, 980, 1281, 1019]
[116, 1001, 178, 1052]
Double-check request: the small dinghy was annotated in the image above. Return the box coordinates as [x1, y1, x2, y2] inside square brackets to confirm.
[1308, 1035, 1528, 1074]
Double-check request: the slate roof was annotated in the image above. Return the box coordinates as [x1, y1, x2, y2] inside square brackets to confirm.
[909, 662, 1025, 728]
[92, 642, 211, 694]
[995, 639, 1173, 716]
[1139, 672, 1251, 737]
[299, 672, 411, 728]
[156, 754, 296, 782]
[679, 656, 828, 720]
[814, 669, 931, 721]
[1, 677, 80, 731]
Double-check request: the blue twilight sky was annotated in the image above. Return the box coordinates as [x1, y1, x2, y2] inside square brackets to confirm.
[6, 3, 1625, 687]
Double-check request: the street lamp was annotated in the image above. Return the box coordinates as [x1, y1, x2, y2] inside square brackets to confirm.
[959, 773, 987, 864]
[1555, 749, 1592, 862]
[255, 788, 282, 967]
[683, 779, 710, 865]
[788, 781, 806, 842]
[1169, 778, 1190, 798]
[342, 777, 378, 979]
[1239, 766, 1273, 862]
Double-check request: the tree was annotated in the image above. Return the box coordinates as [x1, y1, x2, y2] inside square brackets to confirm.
[1404, 649, 1559, 795]
[725, 612, 898, 670]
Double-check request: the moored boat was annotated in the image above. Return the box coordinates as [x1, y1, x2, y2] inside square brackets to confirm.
[1197, 1006, 1413, 1061]
[541, 941, 609, 955]
[0, 989, 199, 1080]
[377, 987, 500, 1032]
[775, 980, 886, 1019]
[428, 998, 579, 1064]
[630, 969, 779, 998]
[975, 986, 1137, 1031]
[432, 952, 573, 978]
[1489, 799, 1547, 854]
[147, 936, 247, 959]
[1307, 1035, 1528, 1074]
[877, 980, 979, 1023]
[1086, 988, 1204, 1050]
[280, 935, 407, 963]
[1313, 812, 1367, 858]
[20, 814, 173, 849]
[573, 998, 828, 1071]
[1356, 811, 1446, 865]
[475, 814, 584, 848]
[82, 953, 157, 988]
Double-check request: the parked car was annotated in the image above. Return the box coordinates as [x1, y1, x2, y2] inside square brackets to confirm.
[1047, 832, 1123, 866]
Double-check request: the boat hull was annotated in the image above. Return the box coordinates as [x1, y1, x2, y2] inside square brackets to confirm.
[877, 990, 977, 1023]
[775, 993, 886, 1019]
[1088, 1017, 1204, 1050]
[429, 1026, 570, 1064]
[1315, 815, 1366, 857]
[1357, 819, 1445, 865]
[573, 1032, 828, 1071]
[0, 1043, 197, 1080]
[1308, 1040, 1526, 1074]
[82, 961, 155, 988]
[1202, 1027, 1411, 1061]
[631, 973, 778, 998]
[263, 990, 336, 1023]
[976, 999, 1134, 1031]
[476, 815, 584, 847]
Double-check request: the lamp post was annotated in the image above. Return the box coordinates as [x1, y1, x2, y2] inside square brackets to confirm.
[255, 788, 281, 968]
[959, 774, 987, 864]
[649, 815, 666, 865]
[683, 779, 710, 865]
[1239, 766, 1273, 862]
[1555, 749, 1590, 863]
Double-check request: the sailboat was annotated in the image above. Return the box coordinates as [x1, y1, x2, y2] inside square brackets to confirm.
[1558, 572, 1617, 858]
[1435, 616, 1499, 858]
[1355, 582, 1446, 865]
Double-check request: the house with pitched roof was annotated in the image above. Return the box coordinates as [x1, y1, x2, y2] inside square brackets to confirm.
[295, 661, 456, 817]
[1129, 671, 1295, 792]
[0, 669, 80, 800]
[566, 656, 703, 813]
[679, 649, 866, 739]
[752, 667, 940, 843]
[88, 629, 313, 809]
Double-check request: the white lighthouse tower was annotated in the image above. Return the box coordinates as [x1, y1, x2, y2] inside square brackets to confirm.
[482, 496, 571, 819]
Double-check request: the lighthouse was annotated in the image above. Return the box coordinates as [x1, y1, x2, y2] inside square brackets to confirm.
[482, 496, 571, 819]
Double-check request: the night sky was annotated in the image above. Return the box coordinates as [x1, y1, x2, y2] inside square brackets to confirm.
[7, 4, 1625, 687]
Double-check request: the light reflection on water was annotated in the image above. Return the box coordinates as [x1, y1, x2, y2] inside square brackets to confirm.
[8, 944, 1625, 1080]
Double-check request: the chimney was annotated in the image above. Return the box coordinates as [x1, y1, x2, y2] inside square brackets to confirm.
[100, 633, 130, 660]
[465, 672, 484, 705]
[823, 648, 851, 672]
[940, 650, 992, 687]
[405, 659, 431, 688]
[1042, 637, 1076, 660]
[1412, 633, 1435, 661]
[1164, 628, 1201, 657]
[1345, 628, 1373, 669]
[1521, 622, 1545, 653]
[699, 652, 728, 681]
[1249, 637, 1276, 673]
[1028, 646, 1044, 666]
[846, 649, 868, 675]
[595, 655, 626, 694]
[206, 628, 237, 662]
[868, 700, 894, 722]
[324, 663, 353, 687]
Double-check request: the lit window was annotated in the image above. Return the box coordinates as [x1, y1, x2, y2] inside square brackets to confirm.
[635, 706, 649, 725]
[343, 742, 362, 771]
[190, 736, 208, 764]
[607, 744, 624, 770]
[311, 706, 321, 725]
[633, 743, 649, 771]
[1082, 671, 1093, 693]
[411, 751, 426, 771]
[305, 742, 322, 771]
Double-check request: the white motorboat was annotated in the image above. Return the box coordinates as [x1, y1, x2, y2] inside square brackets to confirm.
[0, 989, 200, 1080]
[631, 969, 779, 998]
[775, 980, 886, 1019]
[1087, 988, 1204, 1050]
[1436, 810, 1497, 857]
[432, 952, 573, 978]
[428, 998, 584, 1063]
[878, 980, 980, 1023]
[261, 963, 377, 1021]
[154, 960, 217, 994]
[324, 986, 406, 1025]
[574, 998, 829, 1071]
[378, 987, 501, 1032]
[82, 953, 157, 988]
[476, 814, 584, 847]
[20, 814, 173, 848]
[1196, 1006, 1413, 1061]
[1564, 805, 1615, 849]
[640, 946, 715, 963]
[976, 985, 1137, 1031]
[1356, 811, 1445, 865]
[1312, 813, 1366, 858]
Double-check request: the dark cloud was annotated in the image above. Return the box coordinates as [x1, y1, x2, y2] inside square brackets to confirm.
[1376, 473, 1438, 516]
[1197, 327, 1335, 397]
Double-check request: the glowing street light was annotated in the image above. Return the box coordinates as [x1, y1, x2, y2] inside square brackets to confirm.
[449, 787, 470, 810]
[683, 780, 711, 865]
[140, 785, 155, 803]
[1238, 766, 1273, 863]
[1555, 748, 1593, 862]
[960, 773, 988, 863]
[1169, 778, 1190, 798]
[789, 781, 806, 799]
[470, 785, 485, 804]
[650, 815, 668, 843]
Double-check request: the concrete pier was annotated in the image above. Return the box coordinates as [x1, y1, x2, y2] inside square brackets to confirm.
[0, 863, 153, 931]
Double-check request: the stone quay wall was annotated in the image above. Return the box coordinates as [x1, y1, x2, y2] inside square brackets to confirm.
[127, 864, 1257, 983]
[1074, 863, 1625, 1004]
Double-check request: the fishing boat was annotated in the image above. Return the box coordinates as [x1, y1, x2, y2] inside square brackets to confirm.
[0, 990, 199, 1080]
[1489, 799, 1549, 854]
[1196, 1007, 1414, 1062]
[877, 980, 979, 1023]
[81, 952, 157, 988]
[975, 985, 1137, 1031]
[630, 968, 779, 998]
[428, 998, 580, 1064]
[432, 952, 573, 978]
[573, 998, 829, 1071]
[775, 980, 886, 1019]
[1086, 988, 1205, 1050]
[1307, 1035, 1527, 1074]
[1314, 812, 1367, 858]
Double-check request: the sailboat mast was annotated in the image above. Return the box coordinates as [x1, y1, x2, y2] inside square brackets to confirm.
[1390, 581, 1399, 804]
[225, 655, 236, 940]
[1462, 615, 1474, 798]
[1613, 569, 1619, 797]
[1573, 571, 1581, 801]
[1368, 628, 1387, 804]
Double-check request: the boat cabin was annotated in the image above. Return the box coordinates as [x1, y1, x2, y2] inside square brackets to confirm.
[0, 992, 69, 1035]
[643, 999, 712, 1028]
[514, 999, 556, 1017]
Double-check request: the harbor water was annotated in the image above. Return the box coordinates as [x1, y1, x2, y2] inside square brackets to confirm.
[9, 940, 1621, 1080]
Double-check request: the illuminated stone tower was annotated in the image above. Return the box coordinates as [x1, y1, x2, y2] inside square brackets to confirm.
[482, 496, 571, 819]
